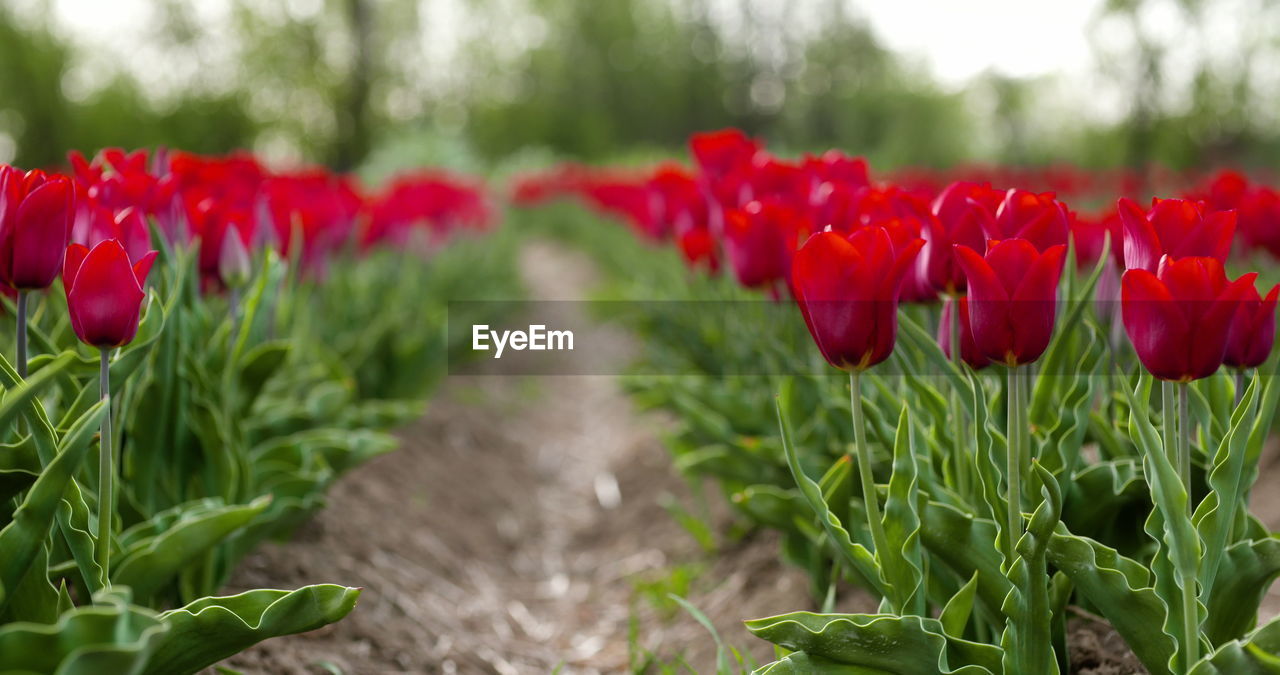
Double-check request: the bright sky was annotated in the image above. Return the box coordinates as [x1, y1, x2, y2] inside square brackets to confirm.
[47, 0, 1107, 88]
[863, 0, 1105, 87]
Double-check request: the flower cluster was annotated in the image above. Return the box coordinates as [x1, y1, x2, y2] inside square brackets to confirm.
[516, 129, 1278, 384]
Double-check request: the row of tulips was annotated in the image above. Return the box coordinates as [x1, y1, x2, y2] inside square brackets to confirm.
[0, 149, 512, 673]
[513, 130, 1280, 673]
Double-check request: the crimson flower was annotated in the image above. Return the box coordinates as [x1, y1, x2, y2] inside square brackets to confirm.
[724, 200, 807, 290]
[954, 239, 1068, 366]
[791, 227, 924, 371]
[1121, 256, 1257, 382]
[938, 295, 988, 369]
[1118, 197, 1235, 273]
[920, 181, 1001, 294]
[63, 239, 157, 348]
[984, 189, 1071, 253]
[0, 167, 75, 289]
[1224, 280, 1279, 370]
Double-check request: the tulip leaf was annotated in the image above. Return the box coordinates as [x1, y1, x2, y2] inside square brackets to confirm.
[142, 584, 361, 675]
[1189, 613, 1280, 675]
[919, 501, 1011, 619]
[0, 590, 168, 674]
[939, 572, 981, 639]
[1045, 529, 1177, 675]
[0, 399, 107, 615]
[112, 496, 271, 601]
[1194, 377, 1259, 625]
[1201, 536, 1280, 646]
[0, 352, 75, 437]
[775, 394, 887, 599]
[1124, 377, 1205, 673]
[745, 611, 1001, 674]
[895, 312, 972, 416]
[880, 406, 926, 616]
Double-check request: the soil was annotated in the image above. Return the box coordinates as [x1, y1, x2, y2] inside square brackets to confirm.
[217, 240, 1276, 674]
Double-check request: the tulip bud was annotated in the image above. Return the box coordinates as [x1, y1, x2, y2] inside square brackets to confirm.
[63, 239, 157, 348]
[954, 239, 1067, 366]
[1121, 255, 1257, 382]
[1118, 197, 1235, 273]
[0, 168, 75, 290]
[219, 224, 253, 289]
[792, 227, 924, 371]
[1224, 281, 1279, 370]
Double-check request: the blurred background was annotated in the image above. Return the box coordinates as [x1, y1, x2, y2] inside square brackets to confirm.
[2, 0, 1278, 175]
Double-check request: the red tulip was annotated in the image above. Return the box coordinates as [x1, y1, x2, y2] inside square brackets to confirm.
[688, 128, 760, 180]
[938, 295, 988, 369]
[724, 200, 807, 290]
[985, 189, 1070, 253]
[954, 239, 1068, 366]
[1224, 281, 1279, 370]
[791, 227, 924, 371]
[921, 181, 1001, 294]
[0, 168, 75, 289]
[1118, 197, 1234, 273]
[1121, 256, 1257, 382]
[63, 240, 157, 348]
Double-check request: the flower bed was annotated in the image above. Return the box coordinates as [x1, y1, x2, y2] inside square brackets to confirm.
[512, 130, 1280, 673]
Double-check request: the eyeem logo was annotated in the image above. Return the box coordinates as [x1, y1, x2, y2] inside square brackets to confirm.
[472, 324, 574, 359]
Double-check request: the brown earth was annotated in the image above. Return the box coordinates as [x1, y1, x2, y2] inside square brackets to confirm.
[218, 240, 1277, 674]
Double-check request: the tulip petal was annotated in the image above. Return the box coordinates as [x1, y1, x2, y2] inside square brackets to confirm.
[1122, 269, 1190, 380]
[1009, 244, 1066, 363]
[132, 250, 158, 286]
[1118, 197, 1160, 272]
[11, 178, 74, 289]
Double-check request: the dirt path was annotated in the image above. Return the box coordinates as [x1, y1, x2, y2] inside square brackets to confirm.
[219, 241, 832, 674]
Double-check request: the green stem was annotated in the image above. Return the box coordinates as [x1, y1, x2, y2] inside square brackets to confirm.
[1178, 383, 1191, 510]
[1162, 380, 1178, 473]
[851, 371, 891, 605]
[1234, 368, 1245, 409]
[1006, 366, 1023, 563]
[15, 290, 27, 379]
[949, 297, 971, 500]
[96, 349, 113, 591]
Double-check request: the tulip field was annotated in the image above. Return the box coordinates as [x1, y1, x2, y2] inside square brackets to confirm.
[1, 130, 1280, 674]
[509, 129, 1280, 673]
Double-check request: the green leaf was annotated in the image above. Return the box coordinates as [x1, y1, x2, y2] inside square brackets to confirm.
[143, 585, 361, 675]
[745, 612, 1001, 674]
[0, 352, 75, 436]
[1045, 530, 1177, 675]
[939, 573, 980, 639]
[0, 590, 167, 675]
[112, 497, 271, 601]
[1190, 613, 1280, 674]
[775, 394, 886, 599]
[0, 400, 108, 614]
[880, 407, 926, 616]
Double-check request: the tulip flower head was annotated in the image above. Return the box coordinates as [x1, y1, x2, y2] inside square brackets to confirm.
[1121, 255, 1257, 382]
[0, 167, 76, 290]
[921, 181, 1002, 294]
[791, 227, 924, 371]
[1118, 197, 1235, 273]
[985, 189, 1071, 253]
[724, 200, 807, 290]
[954, 239, 1067, 366]
[1224, 281, 1279, 370]
[63, 239, 158, 348]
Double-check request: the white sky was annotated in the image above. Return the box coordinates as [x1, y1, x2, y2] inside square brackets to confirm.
[863, 0, 1104, 87]
[47, 0, 1107, 89]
